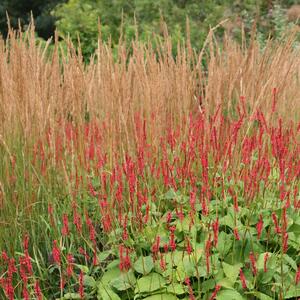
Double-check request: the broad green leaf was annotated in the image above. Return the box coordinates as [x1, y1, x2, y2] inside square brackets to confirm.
[165, 251, 184, 266]
[246, 291, 273, 300]
[287, 223, 300, 234]
[106, 259, 120, 269]
[134, 256, 154, 275]
[83, 275, 97, 288]
[143, 294, 177, 300]
[97, 284, 121, 300]
[217, 278, 235, 289]
[222, 262, 242, 283]
[219, 214, 235, 229]
[283, 254, 297, 271]
[175, 255, 197, 281]
[261, 269, 276, 284]
[135, 272, 166, 294]
[100, 267, 121, 286]
[217, 232, 233, 257]
[163, 188, 177, 200]
[110, 270, 136, 291]
[167, 283, 186, 295]
[73, 264, 89, 274]
[216, 289, 245, 300]
[284, 286, 300, 299]
[201, 279, 216, 292]
[63, 293, 81, 299]
[110, 278, 132, 291]
[98, 251, 112, 262]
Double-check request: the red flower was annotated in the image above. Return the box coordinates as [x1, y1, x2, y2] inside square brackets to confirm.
[296, 265, 300, 285]
[272, 212, 281, 234]
[61, 214, 69, 236]
[264, 253, 269, 273]
[249, 252, 257, 276]
[256, 214, 263, 239]
[239, 269, 247, 289]
[159, 253, 166, 271]
[34, 281, 42, 300]
[209, 284, 221, 300]
[151, 236, 160, 255]
[205, 235, 212, 274]
[67, 254, 74, 277]
[234, 228, 240, 240]
[52, 240, 61, 265]
[282, 232, 288, 253]
[186, 238, 193, 255]
[212, 218, 219, 247]
[79, 271, 84, 299]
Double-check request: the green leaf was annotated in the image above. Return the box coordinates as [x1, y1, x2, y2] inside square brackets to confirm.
[201, 279, 216, 292]
[98, 251, 112, 262]
[134, 256, 154, 275]
[216, 289, 245, 300]
[176, 255, 196, 279]
[217, 232, 233, 257]
[284, 286, 300, 299]
[287, 223, 300, 234]
[222, 262, 242, 283]
[163, 188, 177, 200]
[283, 254, 297, 271]
[73, 264, 89, 274]
[110, 270, 136, 291]
[83, 275, 97, 288]
[165, 251, 184, 266]
[110, 278, 132, 291]
[63, 293, 81, 299]
[217, 278, 235, 289]
[100, 267, 121, 286]
[246, 291, 273, 300]
[135, 272, 166, 294]
[167, 283, 186, 295]
[97, 285, 121, 300]
[143, 294, 177, 300]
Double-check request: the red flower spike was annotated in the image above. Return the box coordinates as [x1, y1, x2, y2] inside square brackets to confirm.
[272, 213, 281, 234]
[159, 253, 166, 271]
[234, 228, 240, 240]
[212, 218, 219, 247]
[256, 214, 263, 240]
[34, 281, 42, 300]
[186, 238, 193, 255]
[296, 265, 300, 285]
[67, 254, 74, 277]
[185, 277, 195, 300]
[209, 284, 221, 300]
[239, 269, 247, 289]
[249, 252, 257, 276]
[79, 271, 84, 299]
[264, 253, 269, 273]
[61, 214, 70, 237]
[282, 232, 288, 253]
[205, 235, 212, 274]
[52, 240, 61, 265]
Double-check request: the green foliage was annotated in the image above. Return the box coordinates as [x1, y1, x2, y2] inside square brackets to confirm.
[52, 0, 300, 59]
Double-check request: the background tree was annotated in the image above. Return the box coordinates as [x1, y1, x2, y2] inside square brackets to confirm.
[0, 0, 65, 39]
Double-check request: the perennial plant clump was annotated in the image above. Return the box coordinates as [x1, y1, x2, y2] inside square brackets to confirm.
[0, 25, 299, 299]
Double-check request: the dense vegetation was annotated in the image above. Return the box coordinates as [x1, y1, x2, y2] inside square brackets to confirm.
[0, 23, 299, 299]
[0, 1, 299, 299]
